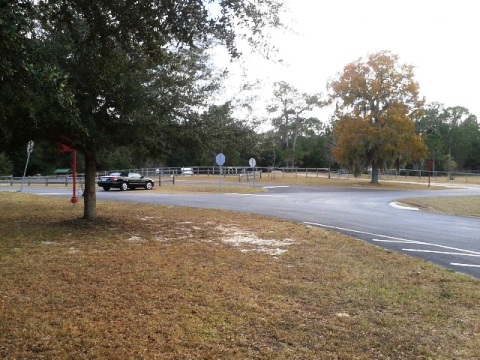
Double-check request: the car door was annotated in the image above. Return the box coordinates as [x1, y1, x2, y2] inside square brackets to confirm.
[128, 173, 143, 188]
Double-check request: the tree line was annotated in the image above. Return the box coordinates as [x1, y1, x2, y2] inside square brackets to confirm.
[2, 81, 478, 179]
[1, 2, 479, 219]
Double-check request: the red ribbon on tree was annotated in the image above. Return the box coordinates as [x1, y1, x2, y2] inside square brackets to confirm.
[59, 144, 74, 153]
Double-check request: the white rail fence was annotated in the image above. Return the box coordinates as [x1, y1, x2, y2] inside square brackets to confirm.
[1, 167, 480, 186]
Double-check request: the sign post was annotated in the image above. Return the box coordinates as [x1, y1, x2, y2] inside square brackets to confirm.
[19, 140, 34, 192]
[59, 143, 78, 204]
[249, 158, 257, 187]
[71, 150, 78, 204]
[216, 152, 225, 192]
[426, 160, 433, 188]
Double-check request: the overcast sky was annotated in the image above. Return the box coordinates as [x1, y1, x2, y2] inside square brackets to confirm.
[221, 0, 479, 121]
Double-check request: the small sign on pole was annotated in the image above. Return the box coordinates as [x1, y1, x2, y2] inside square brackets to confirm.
[216, 153, 225, 166]
[20, 140, 34, 192]
[27, 140, 34, 154]
[426, 160, 433, 171]
[216, 153, 225, 192]
[249, 158, 257, 186]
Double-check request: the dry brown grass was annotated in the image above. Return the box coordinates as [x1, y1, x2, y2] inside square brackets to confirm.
[153, 180, 265, 194]
[1, 192, 480, 359]
[399, 196, 480, 217]
[158, 174, 447, 191]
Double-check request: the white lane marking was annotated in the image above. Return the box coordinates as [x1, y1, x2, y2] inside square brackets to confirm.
[305, 222, 480, 255]
[451, 263, 480, 268]
[229, 193, 286, 197]
[262, 186, 290, 189]
[389, 201, 419, 211]
[304, 222, 408, 241]
[375, 238, 480, 255]
[372, 236, 480, 256]
[372, 239, 423, 244]
[402, 249, 480, 257]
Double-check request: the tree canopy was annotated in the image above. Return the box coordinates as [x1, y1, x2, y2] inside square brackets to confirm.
[416, 103, 479, 171]
[266, 81, 323, 167]
[1, 0, 75, 147]
[328, 51, 427, 183]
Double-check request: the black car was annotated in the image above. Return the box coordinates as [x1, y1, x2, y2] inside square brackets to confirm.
[97, 172, 154, 191]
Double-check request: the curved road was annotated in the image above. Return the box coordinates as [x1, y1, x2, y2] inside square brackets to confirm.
[5, 183, 480, 279]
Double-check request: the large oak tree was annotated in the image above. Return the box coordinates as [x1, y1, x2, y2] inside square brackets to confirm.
[328, 51, 427, 183]
[2, 0, 285, 220]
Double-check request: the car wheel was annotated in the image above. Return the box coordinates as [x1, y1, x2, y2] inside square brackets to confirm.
[145, 181, 153, 190]
[120, 182, 128, 191]
[103, 186, 110, 191]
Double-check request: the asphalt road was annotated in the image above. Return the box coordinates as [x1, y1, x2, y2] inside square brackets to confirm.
[4, 183, 480, 279]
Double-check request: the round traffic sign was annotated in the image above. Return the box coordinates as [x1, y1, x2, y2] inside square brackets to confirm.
[216, 153, 225, 166]
[249, 158, 256, 168]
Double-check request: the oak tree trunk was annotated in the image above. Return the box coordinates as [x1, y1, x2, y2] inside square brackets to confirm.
[82, 151, 97, 220]
[371, 162, 379, 184]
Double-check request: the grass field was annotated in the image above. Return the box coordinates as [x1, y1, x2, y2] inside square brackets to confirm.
[1, 191, 479, 359]
[150, 173, 451, 192]
[399, 196, 480, 217]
